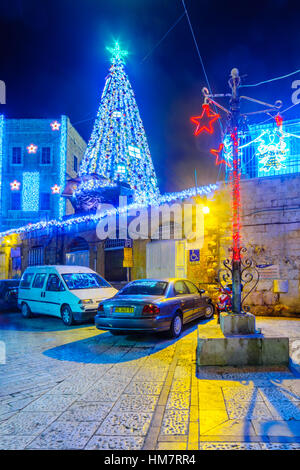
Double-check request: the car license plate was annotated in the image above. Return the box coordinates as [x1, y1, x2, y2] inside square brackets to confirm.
[114, 307, 134, 313]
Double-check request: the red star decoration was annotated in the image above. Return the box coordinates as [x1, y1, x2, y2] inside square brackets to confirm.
[210, 143, 231, 168]
[10, 180, 21, 191]
[27, 143, 38, 154]
[190, 103, 220, 136]
[51, 184, 60, 194]
[50, 120, 61, 131]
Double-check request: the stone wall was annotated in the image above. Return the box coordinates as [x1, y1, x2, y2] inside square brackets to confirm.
[239, 174, 300, 316]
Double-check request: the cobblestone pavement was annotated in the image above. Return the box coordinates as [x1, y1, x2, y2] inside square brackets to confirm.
[0, 313, 300, 450]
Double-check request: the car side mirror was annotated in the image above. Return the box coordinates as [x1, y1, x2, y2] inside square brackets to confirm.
[199, 288, 205, 295]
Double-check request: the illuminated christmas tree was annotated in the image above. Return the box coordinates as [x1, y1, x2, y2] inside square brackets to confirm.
[78, 42, 159, 205]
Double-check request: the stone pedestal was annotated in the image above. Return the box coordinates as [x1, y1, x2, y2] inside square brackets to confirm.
[220, 312, 256, 335]
[196, 319, 289, 367]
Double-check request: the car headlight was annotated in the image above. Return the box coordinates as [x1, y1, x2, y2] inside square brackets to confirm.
[79, 299, 93, 305]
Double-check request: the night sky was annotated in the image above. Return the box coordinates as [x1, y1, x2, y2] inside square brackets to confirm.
[1, 0, 299, 193]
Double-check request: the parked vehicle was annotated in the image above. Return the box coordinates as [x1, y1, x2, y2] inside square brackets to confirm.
[18, 266, 118, 325]
[95, 278, 214, 338]
[0, 279, 20, 312]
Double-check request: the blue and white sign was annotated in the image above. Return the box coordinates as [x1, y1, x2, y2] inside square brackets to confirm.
[189, 249, 200, 264]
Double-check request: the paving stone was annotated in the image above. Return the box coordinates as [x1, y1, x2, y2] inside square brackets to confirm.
[0, 411, 59, 436]
[173, 366, 192, 380]
[161, 409, 189, 435]
[58, 402, 113, 422]
[166, 392, 190, 410]
[50, 380, 94, 395]
[85, 435, 144, 450]
[0, 411, 18, 422]
[4, 397, 37, 411]
[113, 394, 158, 412]
[134, 369, 168, 381]
[251, 419, 300, 438]
[259, 386, 300, 402]
[225, 400, 273, 420]
[157, 441, 187, 450]
[265, 400, 300, 420]
[200, 442, 262, 450]
[96, 412, 153, 436]
[200, 418, 256, 437]
[222, 386, 264, 402]
[26, 420, 99, 449]
[260, 442, 300, 450]
[0, 435, 36, 450]
[124, 381, 164, 396]
[0, 404, 12, 415]
[22, 393, 77, 412]
[82, 383, 126, 402]
[170, 379, 191, 393]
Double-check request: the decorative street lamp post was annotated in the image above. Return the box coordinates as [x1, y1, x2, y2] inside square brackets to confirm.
[190, 68, 283, 315]
[228, 68, 242, 314]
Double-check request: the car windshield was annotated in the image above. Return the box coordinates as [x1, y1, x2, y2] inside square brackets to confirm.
[62, 273, 111, 290]
[118, 281, 168, 296]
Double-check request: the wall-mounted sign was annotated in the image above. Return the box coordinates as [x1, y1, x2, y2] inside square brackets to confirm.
[123, 247, 133, 268]
[124, 239, 133, 248]
[189, 249, 200, 264]
[257, 264, 280, 280]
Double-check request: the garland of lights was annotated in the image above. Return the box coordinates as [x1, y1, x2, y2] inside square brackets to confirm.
[256, 116, 288, 172]
[0, 183, 218, 238]
[58, 115, 67, 218]
[210, 131, 267, 168]
[73, 179, 118, 197]
[22, 172, 40, 212]
[78, 42, 159, 204]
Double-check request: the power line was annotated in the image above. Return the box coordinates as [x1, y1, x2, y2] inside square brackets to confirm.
[181, 0, 225, 181]
[181, 0, 213, 98]
[241, 68, 300, 88]
[141, 12, 186, 63]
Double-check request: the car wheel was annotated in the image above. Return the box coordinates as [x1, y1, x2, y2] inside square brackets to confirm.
[61, 305, 74, 326]
[204, 304, 214, 319]
[169, 312, 183, 338]
[21, 302, 32, 319]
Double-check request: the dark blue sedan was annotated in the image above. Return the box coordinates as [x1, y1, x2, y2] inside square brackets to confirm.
[95, 278, 214, 338]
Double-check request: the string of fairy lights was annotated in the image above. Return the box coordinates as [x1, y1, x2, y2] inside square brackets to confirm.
[0, 182, 218, 238]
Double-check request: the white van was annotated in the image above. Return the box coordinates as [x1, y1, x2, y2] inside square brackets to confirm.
[18, 265, 118, 326]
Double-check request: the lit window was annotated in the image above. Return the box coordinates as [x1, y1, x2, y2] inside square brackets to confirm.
[117, 165, 126, 174]
[128, 145, 141, 159]
[12, 147, 22, 165]
[40, 147, 51, 165]
[113, 111, 122, 118]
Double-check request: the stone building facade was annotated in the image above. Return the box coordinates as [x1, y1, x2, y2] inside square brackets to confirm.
[1, 173, 300, 316]
[0, 115, 86, 231]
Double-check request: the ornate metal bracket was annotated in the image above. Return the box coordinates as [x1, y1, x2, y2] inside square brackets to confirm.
[217, 247, 260, 312]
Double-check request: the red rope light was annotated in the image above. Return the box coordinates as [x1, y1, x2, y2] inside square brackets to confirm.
[230, 129, 241, 262]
